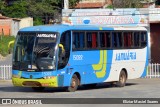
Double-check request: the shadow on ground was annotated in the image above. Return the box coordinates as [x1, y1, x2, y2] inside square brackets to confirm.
[0, 82, 138, 93]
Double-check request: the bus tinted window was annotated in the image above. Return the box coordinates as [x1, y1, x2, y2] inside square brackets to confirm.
[72, 32, 85, 50]
[141, 32, 147, 47]
[123, 32, 133, 48]
[112, 32, 123, 48]
[58, 31, 71, 69]
[86, 32, 98, 48]
[133, 32, 140, 47]
[99, 32, 111, 48]
[72, 30, 147, 51]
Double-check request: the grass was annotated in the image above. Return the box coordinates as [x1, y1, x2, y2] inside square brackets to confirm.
[0, 35, 15, 57]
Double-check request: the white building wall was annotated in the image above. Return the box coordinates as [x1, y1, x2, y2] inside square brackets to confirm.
[19, 17, 33, 29]
[11, 20, 20, 37]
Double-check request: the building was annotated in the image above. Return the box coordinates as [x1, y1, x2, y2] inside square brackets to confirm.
[75, 0, 112, 9]
[149, 8, 160, 63]
[0, 15, 33, 36]
[0, 15, 20, 36]
[19, 17, 33, 29]
[140, 0, 156, 8]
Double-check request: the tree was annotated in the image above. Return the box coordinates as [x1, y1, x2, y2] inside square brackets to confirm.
[0, 0, 6, 14]
[69, 0, 81, 8]
[1, 0, 81, 25]
[27, 0, 80, 24]
[156, 0, 160, 5]
[3, 0, 28, 18]
[27, 0, 61, 25]
[112, 0, 143, 8]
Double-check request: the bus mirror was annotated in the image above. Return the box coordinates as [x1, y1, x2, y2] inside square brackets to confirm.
[58, 44, 65, 54]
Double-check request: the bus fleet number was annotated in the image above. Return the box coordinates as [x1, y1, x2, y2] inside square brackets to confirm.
[73, 55, 83, 60]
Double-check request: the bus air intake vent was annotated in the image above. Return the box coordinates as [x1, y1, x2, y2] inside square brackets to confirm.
[22, 81, 42, 87]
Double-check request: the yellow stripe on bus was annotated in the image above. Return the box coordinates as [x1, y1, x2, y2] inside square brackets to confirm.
[92, 50, 107, 78]
[92, 51, 103, 70]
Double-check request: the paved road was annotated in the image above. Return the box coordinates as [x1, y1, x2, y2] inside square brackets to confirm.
[0, 78, 160, 107]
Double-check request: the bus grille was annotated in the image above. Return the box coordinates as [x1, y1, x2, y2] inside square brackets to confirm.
[22, 81, 42, 87]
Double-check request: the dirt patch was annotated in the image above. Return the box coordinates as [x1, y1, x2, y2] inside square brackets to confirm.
[0, 54, 5, 61]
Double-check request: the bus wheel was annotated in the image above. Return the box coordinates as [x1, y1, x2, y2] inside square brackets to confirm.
[116, 70, 127, 87]
[32, 87, 45, 92]
[67, 74, 79, 92]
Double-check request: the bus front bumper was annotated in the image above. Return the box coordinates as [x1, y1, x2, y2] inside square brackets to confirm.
[12, 77, 58, 87]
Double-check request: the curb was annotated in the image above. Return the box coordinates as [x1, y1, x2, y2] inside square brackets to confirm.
[0, 80, 12, 83]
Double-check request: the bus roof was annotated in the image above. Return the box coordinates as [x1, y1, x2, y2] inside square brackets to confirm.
[19, 24, 147, 33]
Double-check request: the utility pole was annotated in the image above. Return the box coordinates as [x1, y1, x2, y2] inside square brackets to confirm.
[64, 0, 69, 9]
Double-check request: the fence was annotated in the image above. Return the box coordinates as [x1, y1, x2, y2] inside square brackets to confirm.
[0, 64, 160, 80]
[0, 65, 12, 80]
[147, 63, 160, 78]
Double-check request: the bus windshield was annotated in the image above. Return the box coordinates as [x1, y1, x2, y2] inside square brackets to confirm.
[13, 32, 58, 71]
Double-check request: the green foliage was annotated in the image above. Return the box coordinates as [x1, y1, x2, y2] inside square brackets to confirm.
[156, 0, 160, 5]
[1, 0, 80, 24]
[105, 5, 114, 9]
[0, 0, 78, 26]
[3, 1, 28, 18]
[69, 0, 81, 8]
[0, 0, 6, 14]
[27, 0, 56, 17]
[33, 17, 43, 26]
[0, 36, 15, 56]
[113, 0, 143, 8]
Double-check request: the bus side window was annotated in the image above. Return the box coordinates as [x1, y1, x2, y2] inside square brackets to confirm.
[100, 32, 105, 47]
[86, 32, 98, 49]
[112, 32, 122, 48]
[141, 32, 147, 47]
[124, 32, 132, 48]
[58, 31, 71, 69]
[79, 33, 84, 48]
[99, 32, 110, 48]
[72, 32, 85, 50]
[92, 32, 97, 48]
[133, 32, 140, 47]
[116, 32, 123, 48]
[112, 32, 117, 47]
[73, 32, 79, 49]
[86, 32, 92, 48]
[106, 32, 111, 48]
[128, 32, 132, 47]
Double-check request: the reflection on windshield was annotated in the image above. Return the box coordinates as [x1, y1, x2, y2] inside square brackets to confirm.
[13, 33, 57, 71]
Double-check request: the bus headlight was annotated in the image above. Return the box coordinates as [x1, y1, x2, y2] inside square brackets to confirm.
[48, 66, 54, 69]
[12, 75, 21, 78]
[43, 76, 55, 79]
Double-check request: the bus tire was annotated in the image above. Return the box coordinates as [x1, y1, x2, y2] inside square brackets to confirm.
[116, 70, 127, 87]
[67, 74, 79, 92]
[32, 87, 45, 92]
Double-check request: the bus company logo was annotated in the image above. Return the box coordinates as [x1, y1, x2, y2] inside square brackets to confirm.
[37, 34, 56, 38]
[115, 51, 136, 61]
[2, 99, 11, 104]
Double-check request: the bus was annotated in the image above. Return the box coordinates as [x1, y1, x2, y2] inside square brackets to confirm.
[12, 24, 149, 92]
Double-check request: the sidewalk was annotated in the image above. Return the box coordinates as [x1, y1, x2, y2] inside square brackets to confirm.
[0, 80, 12, 82]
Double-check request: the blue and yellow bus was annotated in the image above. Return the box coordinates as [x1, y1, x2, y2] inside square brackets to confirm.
[12, 24, 148, 92]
